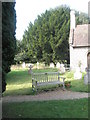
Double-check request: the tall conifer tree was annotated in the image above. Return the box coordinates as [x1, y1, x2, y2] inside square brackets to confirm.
[2, 2, 16, 92]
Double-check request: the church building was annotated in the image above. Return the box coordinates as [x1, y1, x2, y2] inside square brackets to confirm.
[69, 10, 90, 72]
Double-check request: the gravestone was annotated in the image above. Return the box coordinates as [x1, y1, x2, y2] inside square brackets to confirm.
[22, 62, 26, 68]
[50, 63, 54, 68]
[60, 64, 65, 73]
[56, 62, 60, 69]
[28, 65, 33, 74]
[84, 69, 90, 84]
[74, 67, 82, 80]
[37, 62, 39, 69]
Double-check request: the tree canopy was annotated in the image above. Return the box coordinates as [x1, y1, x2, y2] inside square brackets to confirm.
[16, 6, 70, 65]
[15, 6, 89, 65]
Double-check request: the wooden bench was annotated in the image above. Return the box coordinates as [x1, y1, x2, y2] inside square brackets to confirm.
[32, 72, 65, 91]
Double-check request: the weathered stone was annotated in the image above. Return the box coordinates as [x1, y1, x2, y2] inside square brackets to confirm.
[84, 69, 90, 84]
[74, 67, 82, 80]
[37, 62, 39, 69]
[56, 62, 60, 69]
[28, 65, 33, 74]
[60, 64, 65, 73]
[22, 62, 26, 68]
[50, 63, 54, 68]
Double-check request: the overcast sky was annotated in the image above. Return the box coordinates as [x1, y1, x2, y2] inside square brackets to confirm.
[15, 0, 90, 40]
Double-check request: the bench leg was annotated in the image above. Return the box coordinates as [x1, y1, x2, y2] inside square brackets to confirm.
[35, 86, 37, 92]
[62, 83, 65, 90]
[32, 84, 34, 91]
[35, 81, 38, 92]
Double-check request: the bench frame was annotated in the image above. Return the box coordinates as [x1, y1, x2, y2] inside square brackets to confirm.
[32, 72, 65, 91]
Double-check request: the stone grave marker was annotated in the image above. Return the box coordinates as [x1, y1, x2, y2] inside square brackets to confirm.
[22, 62, 26, 69]
[37, 62, 39, 69]
[60, 64, 65, 73]
[28, 65, 33, 74]
[84, 68, 90, 84]
[56, 62, 60, 69]
[74, 67, 82, 80]
[50, 63, 54, 68]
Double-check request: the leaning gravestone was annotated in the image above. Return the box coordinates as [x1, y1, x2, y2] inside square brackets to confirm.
[74, 67, 82, 80]
[84, 69, 90, 85]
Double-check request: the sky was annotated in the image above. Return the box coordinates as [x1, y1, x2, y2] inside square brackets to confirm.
[15, 0, 90, 40]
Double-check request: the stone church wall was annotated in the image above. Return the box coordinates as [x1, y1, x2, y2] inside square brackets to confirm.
[70, 45, 90, 72]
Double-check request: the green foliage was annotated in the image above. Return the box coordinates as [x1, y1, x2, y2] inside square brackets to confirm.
[16, 6, 70, 65]
[3, 99, 88, 118]
[2, 2, 16, 92]
[15, 6, 89, 65]
[76, 11, 89, 25]
[61, 71, 88, 92]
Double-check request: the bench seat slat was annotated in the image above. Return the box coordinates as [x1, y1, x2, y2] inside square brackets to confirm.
[37, 81, 63, 86]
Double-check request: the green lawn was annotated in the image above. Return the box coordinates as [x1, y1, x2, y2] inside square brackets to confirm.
[2, 98, 88, 118]
[3, 69, 89, 118]
[3, 68, 58, 96]
[61, 71, 88, 92]
[3, 68, 88, 96]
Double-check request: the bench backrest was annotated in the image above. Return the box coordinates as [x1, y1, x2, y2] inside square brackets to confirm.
[32, 72, 59, 83]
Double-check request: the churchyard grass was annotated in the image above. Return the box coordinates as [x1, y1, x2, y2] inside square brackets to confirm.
[2, 98, 88, 118]
[3, 68, 58, 96]
[61, 72, 88, 92]
[3, 68, 88, 96]
[2, 68, 89, 118]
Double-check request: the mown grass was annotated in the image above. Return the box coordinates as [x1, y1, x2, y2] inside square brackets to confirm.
[3, 68, 88, 96]
[3, 69, 89, 118]
[3, 68, 58, 96]
[2, 98, 88, 118]
[61, 71, 88, 92]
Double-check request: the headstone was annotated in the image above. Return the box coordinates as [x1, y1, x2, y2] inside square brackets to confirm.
[22, 62, 26, 68]
[37, 62, 39, 69]
[60, 64, 65, 73]
[56, 62, 60, 69]
[74, 67, 82, 80]
[50, 63, 54, 68]
[28, 65, 33, 74]
[84, 68, 90, 84]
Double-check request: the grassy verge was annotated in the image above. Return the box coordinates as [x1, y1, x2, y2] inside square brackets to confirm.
[3, 68, 58, 96]
[61, 71, 88, 92]
[2, 98, 88, 118]
[3, 69, 88, 96]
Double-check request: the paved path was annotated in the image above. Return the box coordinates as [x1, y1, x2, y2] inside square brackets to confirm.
[2, 89, 88, 102]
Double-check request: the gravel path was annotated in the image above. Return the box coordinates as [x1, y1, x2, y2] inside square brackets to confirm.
[2, 89, 88, 102]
